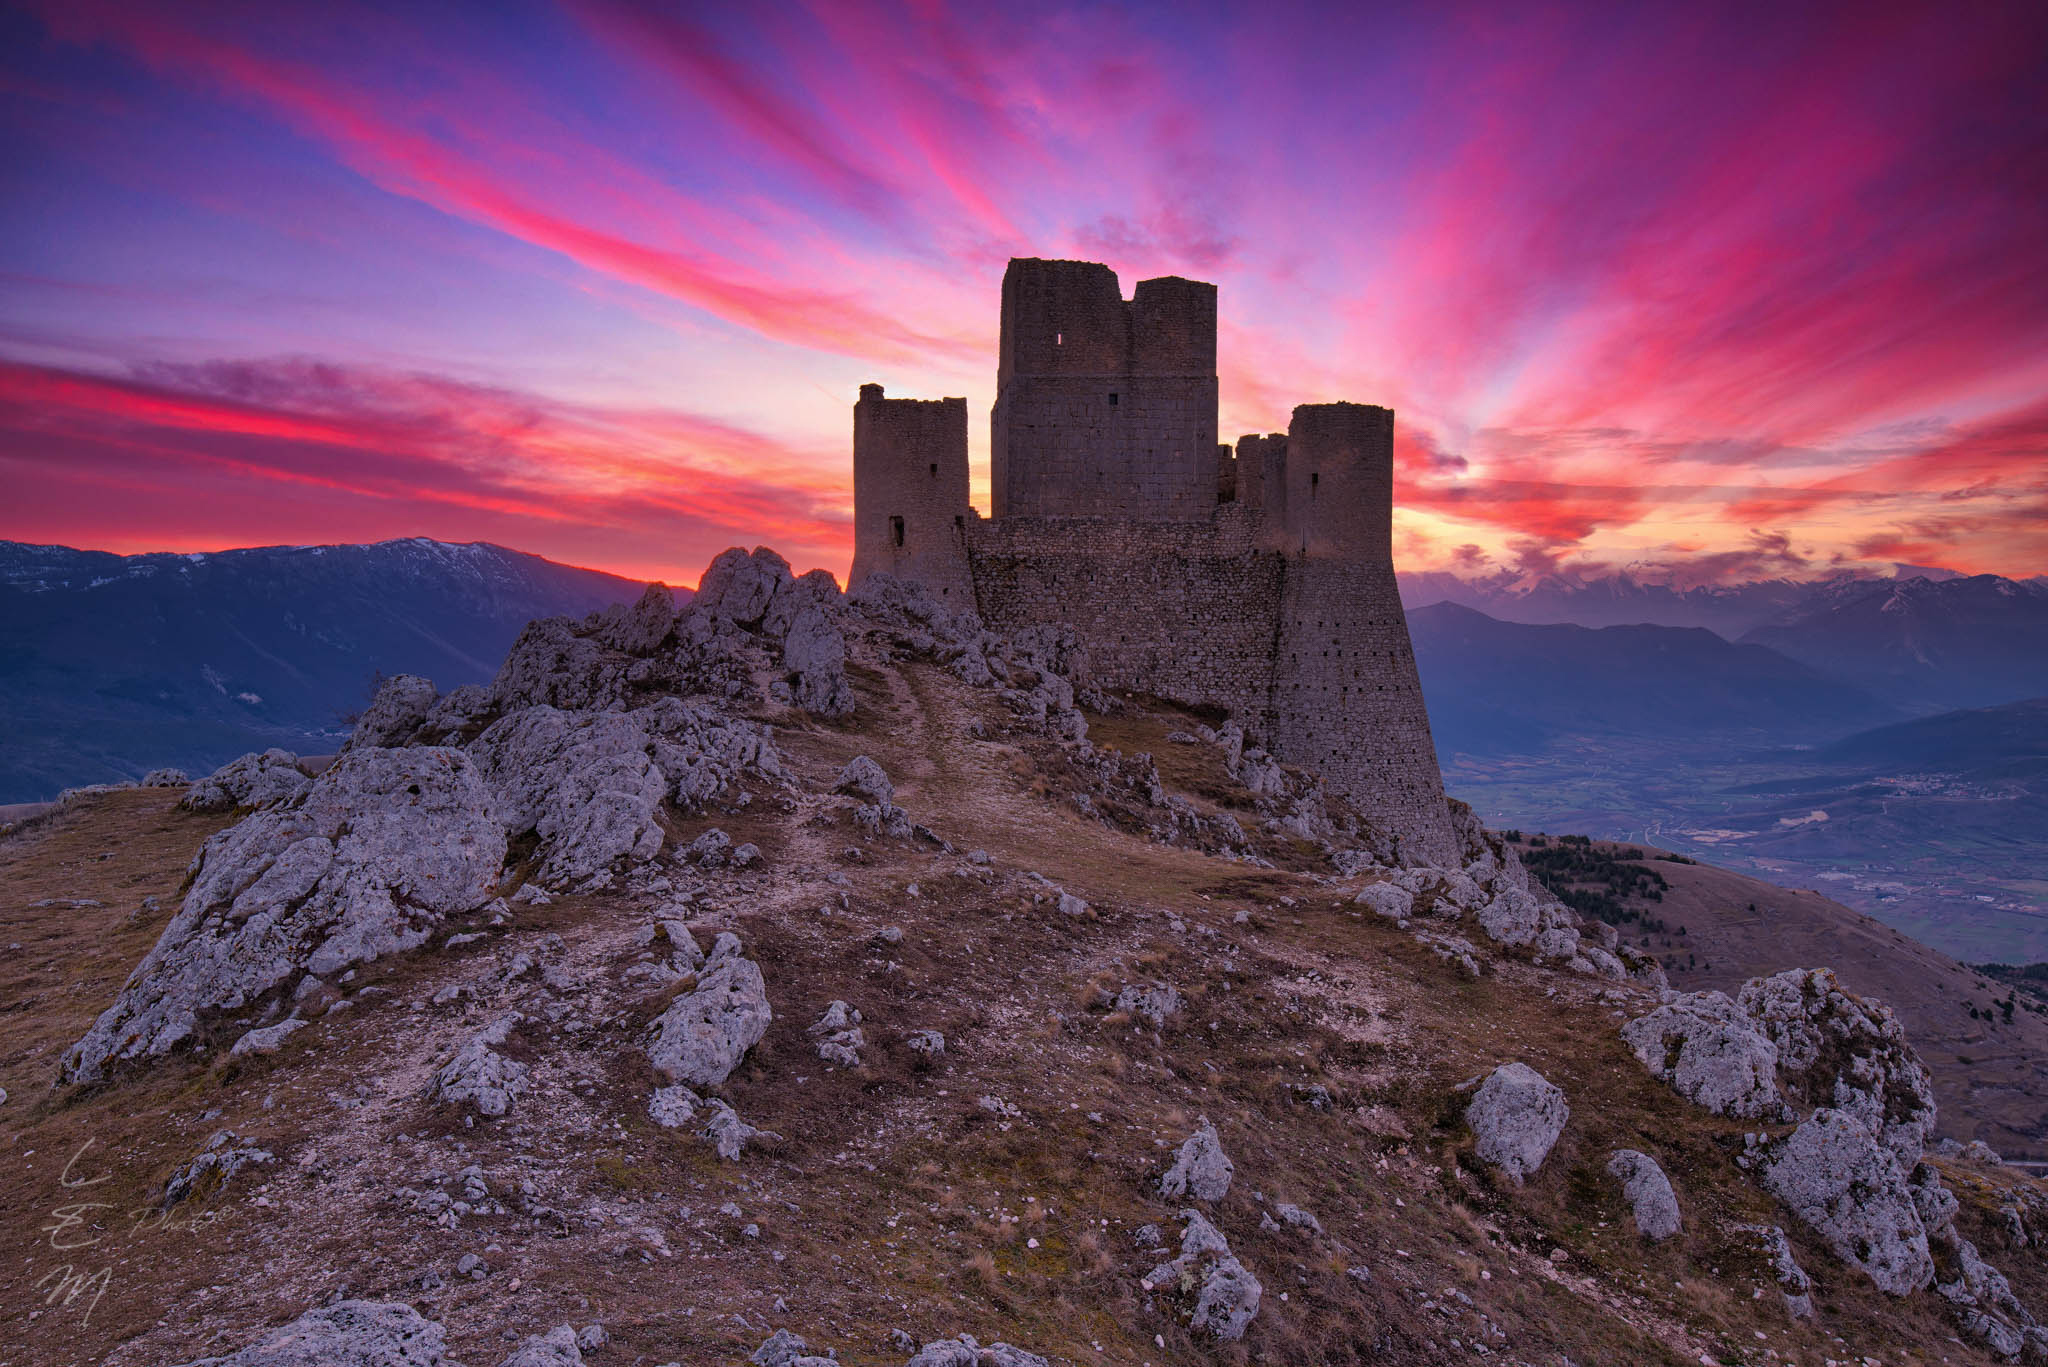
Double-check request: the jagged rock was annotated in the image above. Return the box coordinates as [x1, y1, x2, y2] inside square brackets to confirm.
[695, 546, 793, 628]
[1275, 1202, 1323, 1234]
[1939, 1236, 2042, 1359]
[164, 1129, 274, 1206]
[782, 604, 855, 716]
[170, 1300, 450, 1366]
[1533, 925, 1581, 961]
[1414, 928, 1482, 977]
[749, 1328, 834, 1367]
[64, 747, 504, 1083]
[1758, 1107, 1933, 1295]
[496, 1325, 584, 1366]
[471, 699, 780, 887]
[229, 1017, 308, 1058]
[423, 684, 490, 738]
[834, 755, 893, 806]
[764, 566, 844, 639]
[1354, 881, 1413, 922]
[346, 674, 437, 751]
[596, 583, 677, 655]
[704, 1098, 780, 1160]
[1738, 1224, 1815, 1318]
[645, 932, 771, 1087]
[1056, 890, 1088, 917]
[904, 1336, 1051, 1367]
[1620, 990, 1782, 1119]
[430, 1014, 529, 1117]
[1159, 1116, 1234, 1201]
[180, 748, 310, 812]
[1606, 1149, 1681, 1240]
[1738, 967, 1937, 1165]
[808, 998, 865, 1066]
[489, 616, 622, 712]
[1467, 1062, 1568, 1184]
[1114, 981, 1181, 1027]
[685, 828, 732, 866]
[1143, 1209, 1262, 1341]
[143, 767, 191, 786]
[1616, 943, 1669, 990]
[1475, 886, 1540, 945]
[648, 1083, 701, 1128]
[907, 1028, 946, 1060]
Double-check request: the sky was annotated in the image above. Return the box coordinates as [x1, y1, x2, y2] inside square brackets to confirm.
[2, 0, 2044, 588]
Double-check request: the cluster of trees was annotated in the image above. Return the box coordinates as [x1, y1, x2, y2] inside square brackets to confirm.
[1516, 834, 1674, 929]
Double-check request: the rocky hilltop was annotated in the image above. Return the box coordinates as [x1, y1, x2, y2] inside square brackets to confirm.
[3, 546, 2046, 1366]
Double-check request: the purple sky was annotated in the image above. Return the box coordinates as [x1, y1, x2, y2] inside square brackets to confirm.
[3, 0, 2044, 585]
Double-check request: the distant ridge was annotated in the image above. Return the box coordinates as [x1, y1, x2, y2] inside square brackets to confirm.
[0, 538, 645, 800]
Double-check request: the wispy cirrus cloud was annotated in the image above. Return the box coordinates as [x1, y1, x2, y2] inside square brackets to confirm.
[3, 0, 2045, 580]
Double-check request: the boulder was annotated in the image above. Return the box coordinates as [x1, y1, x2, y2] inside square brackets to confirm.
[904, 1336, 1050, 1367]
[64, 748, 504, 1083]
[645, 933, 772, 1087]
[1142, 1209, 1262, 1342]
[345, 675, 437, 751]
[1467, 1062, 1568, 1184]
[1354, 881, 1413, 922]
[1620, 991, 1781, 1119]
[834, 755, 893, 807]
[808, 999, 865, 1067]
[1605, 1149, 1681, 1240]
[1159, 1117, 1234, 1201]
[489, 616, 624, 712]
[180, 749, 310, 812]
[1475, 887, 1540, 946]
[430, 1014, 529, 1117]
[704, 1098, 781, 1160]
[228, 1017, 309, 1058]
[1114, 981, 1182, 1027]
[143, 767, 191, 787]
[1758, 1108, 1934, 1295]
[170, 1300, 450, 1366]
[749, 1329, 835, 1367]
[647, 1083, 701, 1129]
[496, 1325, 584, 1367]
[1738, 967, 1937, 1165]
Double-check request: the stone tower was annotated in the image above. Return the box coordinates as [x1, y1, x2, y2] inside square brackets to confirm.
[849, 384, 972, 601]
[991, 259, 1218, 521]
[851, 259, 1459, 866]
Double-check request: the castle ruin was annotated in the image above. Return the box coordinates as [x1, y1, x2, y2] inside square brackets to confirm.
[851, 257, 1456, 864]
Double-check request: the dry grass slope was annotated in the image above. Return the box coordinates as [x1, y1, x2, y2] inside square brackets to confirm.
[1, 658, 2042, 1366]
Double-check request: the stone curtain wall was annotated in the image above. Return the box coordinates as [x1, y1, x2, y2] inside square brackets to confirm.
[850, 385, 974, 601]
[964, 506, 1282, 719]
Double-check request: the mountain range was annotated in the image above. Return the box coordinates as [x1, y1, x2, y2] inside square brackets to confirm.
[0, 539, 642, 801]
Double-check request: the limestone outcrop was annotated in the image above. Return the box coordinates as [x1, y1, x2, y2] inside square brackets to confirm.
[64, 747, 504, 1083]
[1738, 967, 1938, 1165]
[181, 748, 310, 812]
[345, 674, 438, 751]
[1142, 1209, 1262, 1341]
[170, 1300, 450, 1366]
[1757, 1107, 1934, 1295]
[1620, 991, 1782, 1119]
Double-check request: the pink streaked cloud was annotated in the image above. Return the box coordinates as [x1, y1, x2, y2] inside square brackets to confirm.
[2, 0, 2043, 585]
